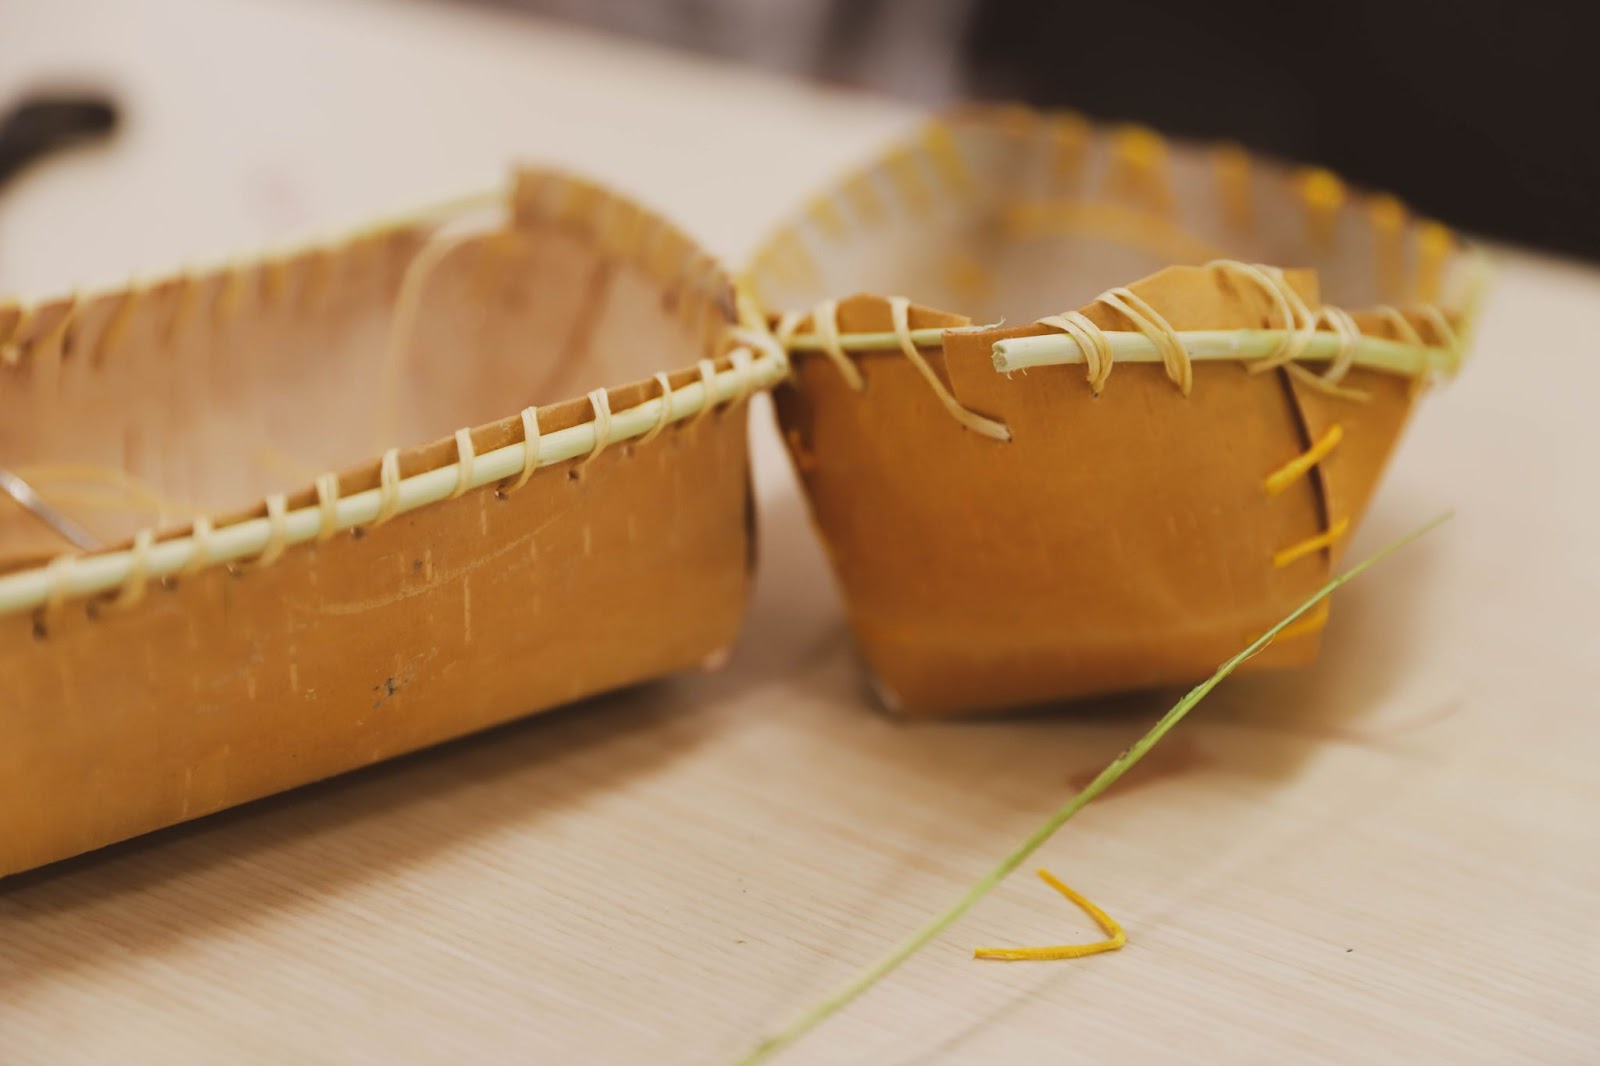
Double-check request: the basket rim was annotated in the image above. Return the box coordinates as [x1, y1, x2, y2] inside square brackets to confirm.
[0, 169, 788, 621]
[740, 104, 1490, 422]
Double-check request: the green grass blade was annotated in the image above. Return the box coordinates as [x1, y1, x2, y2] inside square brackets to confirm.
[734, 512, 1451, 1065]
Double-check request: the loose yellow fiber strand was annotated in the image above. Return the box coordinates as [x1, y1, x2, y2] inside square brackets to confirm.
[730, 513, 1451, 1066]
[973, 869, 1126, 961]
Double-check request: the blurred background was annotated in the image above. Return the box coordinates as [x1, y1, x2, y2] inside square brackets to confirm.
[457, 0, 1600, 261]
[3, 0, 1597, 266]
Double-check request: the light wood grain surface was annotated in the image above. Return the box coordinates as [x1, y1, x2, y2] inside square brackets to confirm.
[2, 1, 1597, 1063]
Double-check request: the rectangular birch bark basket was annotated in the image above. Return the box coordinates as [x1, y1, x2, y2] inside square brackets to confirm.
[0, 169, 786, 877]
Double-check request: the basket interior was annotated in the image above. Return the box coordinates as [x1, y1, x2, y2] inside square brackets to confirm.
[747, 109, 1475, 328]
[0, 172, 733, 571]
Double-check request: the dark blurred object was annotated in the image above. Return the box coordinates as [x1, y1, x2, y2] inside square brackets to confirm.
[0, 94, 118, 191]
[963, 0, 1600, 261]
[460, 0, 1598, 260]
[473, 0, 973, 98]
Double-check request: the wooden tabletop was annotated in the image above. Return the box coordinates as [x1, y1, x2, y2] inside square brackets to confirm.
[2, 1, 1596, 1063]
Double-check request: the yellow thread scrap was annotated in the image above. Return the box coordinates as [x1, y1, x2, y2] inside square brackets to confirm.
[1264, 422, 1344, 495]
[1273, 515, 1351, 568]
[974, 870, 1126, 962]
